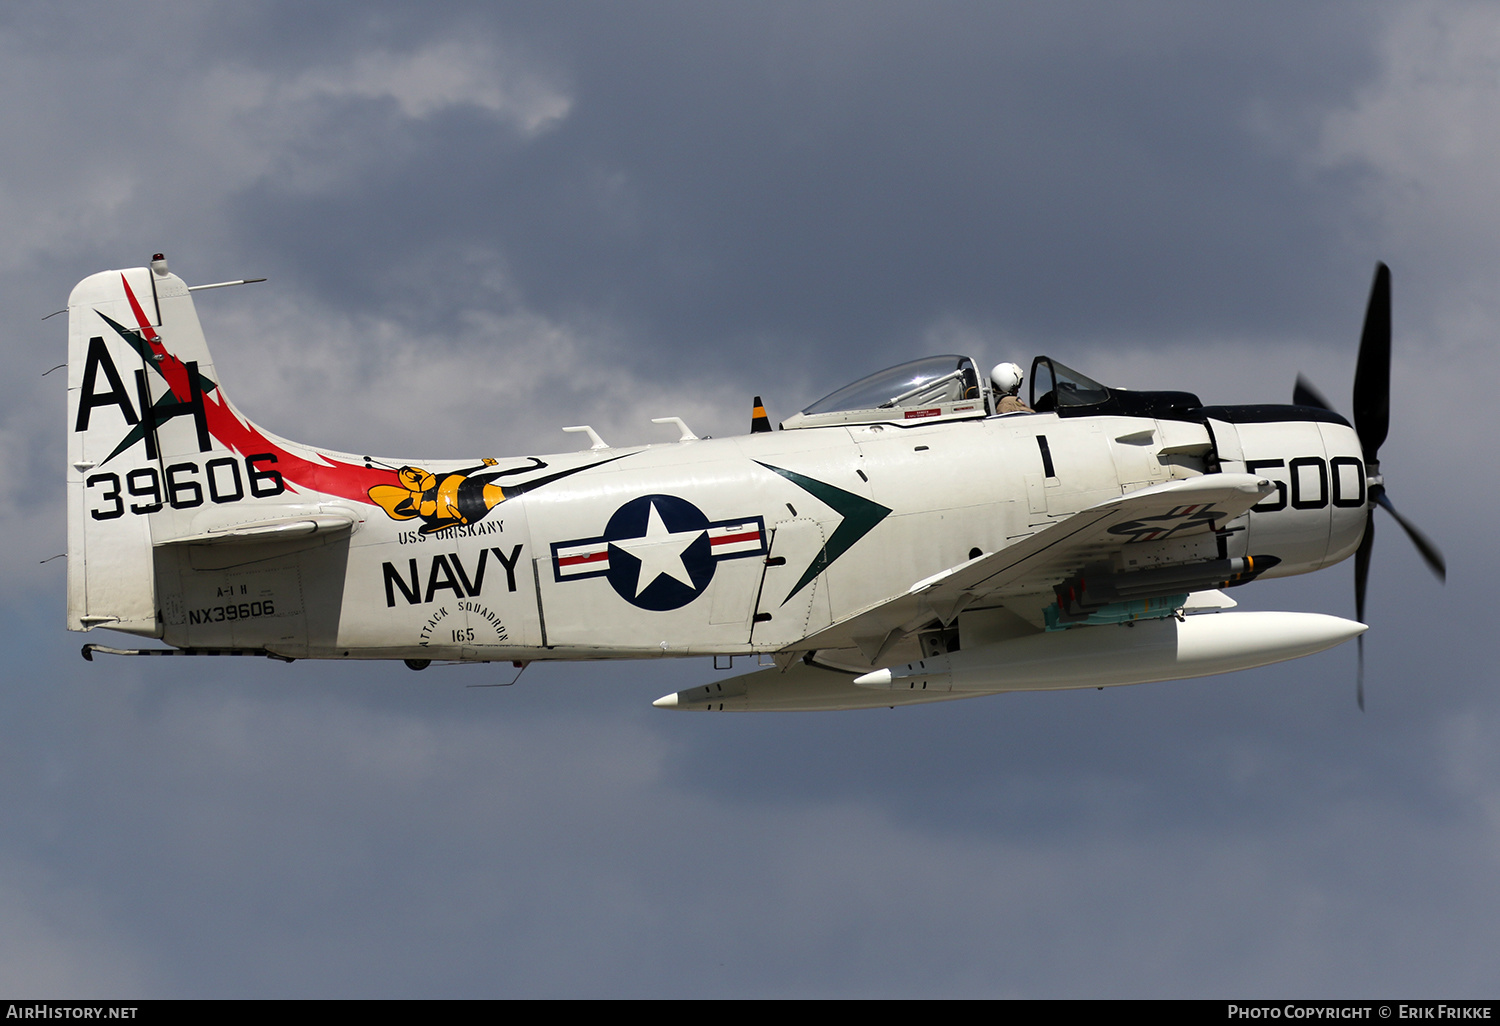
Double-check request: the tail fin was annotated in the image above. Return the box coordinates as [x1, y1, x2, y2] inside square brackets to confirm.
[66, 257, 398, 639]
[67, 260, 217, 634]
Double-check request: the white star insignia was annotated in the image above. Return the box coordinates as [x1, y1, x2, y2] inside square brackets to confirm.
[611, 501, 704, 597]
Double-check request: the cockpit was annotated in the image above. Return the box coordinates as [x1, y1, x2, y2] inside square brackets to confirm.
[776, 354, 1203, 431]
[778, 355, 987, 430]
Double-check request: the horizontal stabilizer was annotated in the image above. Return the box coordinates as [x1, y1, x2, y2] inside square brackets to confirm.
[156, 512, 358, 546]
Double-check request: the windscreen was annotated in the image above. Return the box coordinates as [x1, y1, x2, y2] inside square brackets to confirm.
[1031, 356, 1110, 409]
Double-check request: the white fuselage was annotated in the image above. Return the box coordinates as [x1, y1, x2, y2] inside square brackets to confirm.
[144, 409, 1365, 664]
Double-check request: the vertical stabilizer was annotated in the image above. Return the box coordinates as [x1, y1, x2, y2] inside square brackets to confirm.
[65, 257, 406, 647]
[66, 259, 233, 635]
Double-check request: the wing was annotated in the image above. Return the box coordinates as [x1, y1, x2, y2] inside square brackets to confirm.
[799, 473, 1276, 661]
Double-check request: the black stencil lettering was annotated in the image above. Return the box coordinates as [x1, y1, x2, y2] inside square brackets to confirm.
[491, 544, 523, 592]
[246, 453, 286, 497]
[133, 361, 210, 459]
[75, 337, 138, 432]
[86, 473, 124, 520]
[165, 463, 203, 508]
[1246, 459, 1287, 513]
[383, 559, 421, 607]
[424, 555, 465, 603]
[206, 457, 245, 504]
[1330, 456, 1366, 508]
[1289, 456, 1328, 510]
[448, 549, 489, 596]
[125, 468, 162, 513]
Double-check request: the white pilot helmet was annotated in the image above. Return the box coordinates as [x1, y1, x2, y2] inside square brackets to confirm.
[990, 362, 1024, 396]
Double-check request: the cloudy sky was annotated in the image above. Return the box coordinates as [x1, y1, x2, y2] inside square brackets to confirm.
[2, 1, 1496, 997]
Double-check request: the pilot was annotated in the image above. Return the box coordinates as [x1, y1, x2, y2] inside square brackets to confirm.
[990, 362, 1032, 413]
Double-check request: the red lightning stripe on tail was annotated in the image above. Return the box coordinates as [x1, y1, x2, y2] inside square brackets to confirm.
[121, 276, 160, 343]
[121, 274, 398, 503]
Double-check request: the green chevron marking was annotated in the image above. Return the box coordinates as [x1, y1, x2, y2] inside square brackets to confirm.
[756, 462, 891, 604]
[103, 392, 187, 464]
[96, 311, 219, 464]
[99, 312, 218, 395]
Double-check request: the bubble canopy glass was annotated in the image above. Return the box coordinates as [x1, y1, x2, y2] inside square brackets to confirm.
[801, 355, 978, 415]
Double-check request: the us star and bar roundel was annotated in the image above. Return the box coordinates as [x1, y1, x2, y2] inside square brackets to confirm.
[551, 494, 767, 611]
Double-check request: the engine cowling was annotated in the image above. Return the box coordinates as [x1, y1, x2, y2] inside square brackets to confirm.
[1204, 407, 1368, 578]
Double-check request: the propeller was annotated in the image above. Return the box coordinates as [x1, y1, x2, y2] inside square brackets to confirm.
[1293, 262, 1446, 709]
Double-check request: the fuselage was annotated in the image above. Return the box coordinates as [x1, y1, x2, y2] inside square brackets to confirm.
[145, 406, 1366, 664]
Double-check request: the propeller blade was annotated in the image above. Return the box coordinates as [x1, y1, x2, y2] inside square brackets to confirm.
[1356, 636, 1364, 712]
[1339, 264, 1442, 710]
[1352, 262, 1391, 460]
[1353, 509, 1375, 712]
[1374, 491, 1446, 581]
[1293, 374, 1337, 412]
